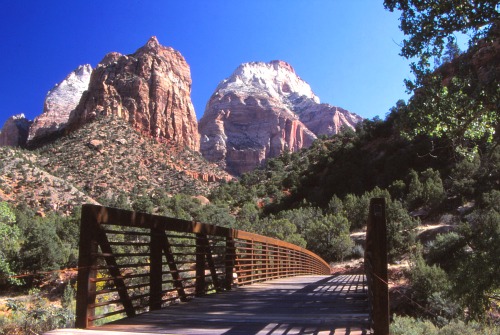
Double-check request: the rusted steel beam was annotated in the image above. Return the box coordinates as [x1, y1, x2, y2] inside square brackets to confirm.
[93, 226, 136, 319]
[195, 233, 206, 297]
[160, 230, 187, 302]
[365, 198, 389, 335]
[75, 205, 98, 328]
[149, 226, 163, 311]
[224, 236, 236, 290]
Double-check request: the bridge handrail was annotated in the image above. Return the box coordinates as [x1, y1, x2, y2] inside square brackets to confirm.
[364, 198, 390, 335]
[75, 204, 330, 328]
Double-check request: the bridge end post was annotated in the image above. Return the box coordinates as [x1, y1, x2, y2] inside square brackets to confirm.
[365, 198, 389, 335]
[75, 205, 98, 329]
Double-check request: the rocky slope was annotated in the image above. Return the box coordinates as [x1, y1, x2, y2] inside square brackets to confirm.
[27, 64, 92, 145]
[0, 117, 231, 215]
[68, 36, 200, 151]
[199, 60, 362, 175]
[0, 114, 31, 147]
[0, 146, 98, 215]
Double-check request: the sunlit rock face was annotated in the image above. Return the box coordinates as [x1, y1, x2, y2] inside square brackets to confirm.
[0, 114, 31, 147]
[27, 64, 92, 144]
[199, 60, 362, 175]
[68, 36, 200, 151]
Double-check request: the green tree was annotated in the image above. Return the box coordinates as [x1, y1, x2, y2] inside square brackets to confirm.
[18, 216, 66, 273]
[343, 194, 369, 231]
[236, 202, 261, 232]
[0, 202, 21, 285]
[409, 250, 455, 322]
[255, 217, 306, 247]
[305, 213, 353, 262]
[196, 203, 235, 228]
[384, 0, 500, 145]
[386, 199, 419, 260]
[384, 0, 499, 61]
[407, 169, 424, 209]
[421, 168, 446, 209]
[450, 190, 500, 318]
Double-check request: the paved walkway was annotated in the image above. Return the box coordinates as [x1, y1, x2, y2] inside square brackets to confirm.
[47, 275, 371, 335]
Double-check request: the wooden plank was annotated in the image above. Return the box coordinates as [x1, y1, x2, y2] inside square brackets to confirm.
[47, 275, 371, 335]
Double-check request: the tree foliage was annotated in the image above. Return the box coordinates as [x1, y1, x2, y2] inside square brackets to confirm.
[0, 202, 21, 284]
[384, 0, 499, 60]
[385, 0, 500, 145]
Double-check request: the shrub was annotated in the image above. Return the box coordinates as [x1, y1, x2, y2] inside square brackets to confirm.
[426, 232, 466, 271]
[386, 199, 419, 260]
[390, 316, 500, 335]
[408, 250, 460, 324]
[390, 315, 438, 335]
[0, 288, 74, 334]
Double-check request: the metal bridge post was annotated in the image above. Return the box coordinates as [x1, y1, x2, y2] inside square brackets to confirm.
[75, 205, 98, 328]
[365, 198, 389, 335]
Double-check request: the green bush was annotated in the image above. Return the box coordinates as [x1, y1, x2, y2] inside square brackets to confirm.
[0, 288, 74, 334]
[0, 202, 21, 285]
[426, 232, 466, 271]
[408, 250, 461, 324]
[390, 315, 438, 335]
[386, 199, 419, 260]
[390, 316, 500, 335]
[304, 213, 354, 262]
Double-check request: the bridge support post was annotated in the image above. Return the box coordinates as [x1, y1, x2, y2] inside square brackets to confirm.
[365, 198, 389, 335]
[225, 236, 235, 290]
[75, 205, 98, 328]
[195, 233, 206, 296]
[150, 226, 163, 310]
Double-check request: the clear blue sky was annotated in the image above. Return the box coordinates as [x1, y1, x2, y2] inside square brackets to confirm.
[0, 1, 411, 129]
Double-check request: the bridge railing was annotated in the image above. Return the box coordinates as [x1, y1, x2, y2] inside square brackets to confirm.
[364, 198, 389, 335]
[75, 204, 331, 328]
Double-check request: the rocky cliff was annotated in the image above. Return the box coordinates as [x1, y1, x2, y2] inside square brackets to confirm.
[199, 60, 362, 175]
[68, 36, 200, 151]
[27, 64, 92, 145]
[0, 114, 31, 147]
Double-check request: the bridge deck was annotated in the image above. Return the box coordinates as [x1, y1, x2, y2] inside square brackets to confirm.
[47, 275, 371, 335]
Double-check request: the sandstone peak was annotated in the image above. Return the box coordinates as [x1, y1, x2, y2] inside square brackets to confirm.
[100, 52, 122, 66]
[0, 114, 32, 147]
[135, 36, 178, 58]
[199, 60, 363, 175]
[269, 60, 295, 73]
[215, 60, 320, 112]
[145, 36, 160, 49]
[27, 64, 93, 144]
[68, 37, 200, 151]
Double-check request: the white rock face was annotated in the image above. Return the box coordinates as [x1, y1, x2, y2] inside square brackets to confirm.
[199, 60, 363, 175]
[215, 60, 320, 112]
[27, 64, 92, 143]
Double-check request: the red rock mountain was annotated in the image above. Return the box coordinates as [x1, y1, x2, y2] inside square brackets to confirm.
[199, 60, 362, 175]
[0, 114, 31, 147]
[68, 36, 200, 151]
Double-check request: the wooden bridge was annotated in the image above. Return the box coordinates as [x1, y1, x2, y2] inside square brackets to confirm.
[46, 199, 388, 335]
